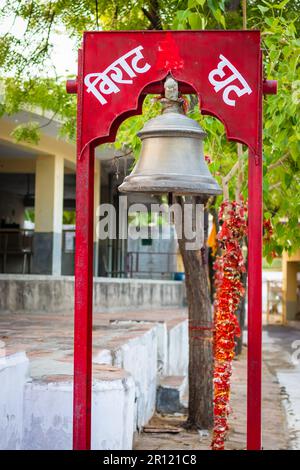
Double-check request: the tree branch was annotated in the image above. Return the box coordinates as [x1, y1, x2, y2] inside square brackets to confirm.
[37, 110, 59, 129]
[269, 181, 281, 191]
[268, 153, 289, 171]
[235, 144, 244, 202]
[95, 0, 99, 30]
[222, 160, 240, 200]
[242, 0, 247, 30]
[141, 0, 162, 30]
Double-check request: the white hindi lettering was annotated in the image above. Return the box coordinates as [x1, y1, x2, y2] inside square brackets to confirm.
[208, 54, 252, 107]
[84, 46, 151, 105]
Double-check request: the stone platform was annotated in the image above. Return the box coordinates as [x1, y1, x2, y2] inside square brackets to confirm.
[0, 308, 188, 450]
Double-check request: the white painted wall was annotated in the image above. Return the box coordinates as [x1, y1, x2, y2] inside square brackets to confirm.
[0, 316, 189, 449]
[168, 319, 189, 376]
[262, 270, 282, 313]
[0, 275, 185, 314]
[94, 325, 158, 430]
[115, 327, 158, 430]
[0, 351, 29, 449]
[92, 378, 135, 450]
[22, 375, 135, 450]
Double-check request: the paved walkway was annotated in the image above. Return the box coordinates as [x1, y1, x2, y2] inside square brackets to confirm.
[262, 324, 300, 449]
[134, 335, 291, 450]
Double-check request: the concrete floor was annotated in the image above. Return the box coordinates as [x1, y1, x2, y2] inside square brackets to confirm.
[262, 324, 300, 449]
[134, 349, 289, 450]
[135, 324, 300, 450]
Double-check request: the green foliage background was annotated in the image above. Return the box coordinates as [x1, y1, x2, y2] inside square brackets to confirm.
[0, 0, 299, 259]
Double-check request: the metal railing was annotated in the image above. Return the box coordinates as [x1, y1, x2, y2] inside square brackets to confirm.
[126, 251, 178, 278]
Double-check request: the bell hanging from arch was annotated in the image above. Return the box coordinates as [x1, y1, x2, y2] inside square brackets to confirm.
[118, 77, 222, 197]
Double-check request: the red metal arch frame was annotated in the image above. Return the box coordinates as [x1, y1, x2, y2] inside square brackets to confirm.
[67, 30, 277, 451]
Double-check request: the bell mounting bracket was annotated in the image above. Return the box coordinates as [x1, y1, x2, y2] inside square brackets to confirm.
[66, 30, 277, 451]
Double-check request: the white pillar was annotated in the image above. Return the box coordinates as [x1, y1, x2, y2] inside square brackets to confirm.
[33, 154, 64, 274]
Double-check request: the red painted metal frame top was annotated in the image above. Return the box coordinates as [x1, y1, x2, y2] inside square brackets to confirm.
[69, 30, 276, 452]
[80, 31, 261, 155]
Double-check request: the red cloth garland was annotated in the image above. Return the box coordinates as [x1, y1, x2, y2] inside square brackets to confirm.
[211, 200, 247, 450]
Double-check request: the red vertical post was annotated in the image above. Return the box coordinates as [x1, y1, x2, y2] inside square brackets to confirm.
[73, 145, 95, 450]
[247, 149, 262, 450]
[247, 54, 263, 451]
[73, 48, 95, 450]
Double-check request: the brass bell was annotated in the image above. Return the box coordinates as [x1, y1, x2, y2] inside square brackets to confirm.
[118, 77, 222, 197]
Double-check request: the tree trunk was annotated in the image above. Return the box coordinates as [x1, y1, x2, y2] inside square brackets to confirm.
[142, 0, 162, 29]
[176, 199, 213, 430]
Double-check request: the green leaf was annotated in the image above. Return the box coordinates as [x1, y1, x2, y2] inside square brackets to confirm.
[261, 0, 273, 8]
[273, 0, 291, 9]
[188, 0, 206, 8]
[284, 173, 293, 188]
[263, 179, 270, 194]
[188, 0, 197, 8]
[263, 164, 268, 176]
[173, 9, 190, 29]
[188, 12, 203, 30]
[211, 8, 226, 28]
[257, 5, 269, 14]
[264, 17, 274, 27]
[275, 223, 285, 237]
[10, 122, 40, 145]
[207, 0, 225, 13]
[289, 142, 300, 162]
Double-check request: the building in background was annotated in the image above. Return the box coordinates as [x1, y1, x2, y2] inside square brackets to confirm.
[0, 109, 181, 280]
[282, 249, 300, 322]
